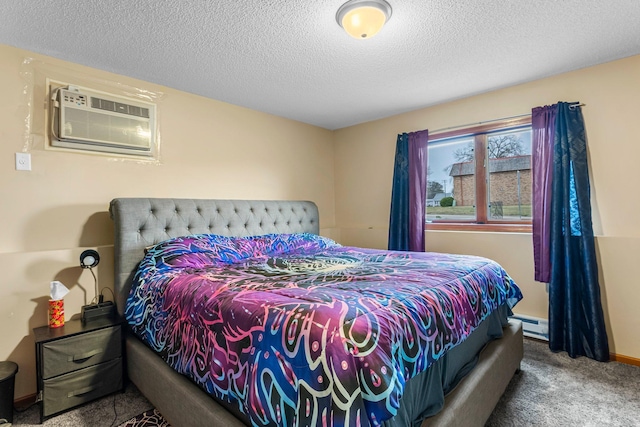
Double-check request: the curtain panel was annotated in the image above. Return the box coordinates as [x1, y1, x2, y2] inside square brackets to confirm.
[532, 106, 556, 283]
[389, 130, 429, 251]
[532, 102, 609, 361]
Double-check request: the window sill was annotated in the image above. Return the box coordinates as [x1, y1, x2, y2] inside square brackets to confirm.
[425, 222, 532, 233]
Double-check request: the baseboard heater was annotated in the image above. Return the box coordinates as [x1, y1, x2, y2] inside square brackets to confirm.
[510, 314, 549, 341]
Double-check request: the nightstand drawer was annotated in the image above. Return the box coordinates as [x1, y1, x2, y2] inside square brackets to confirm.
[42, 357, 123, 418]
[41, 325, 121, 378]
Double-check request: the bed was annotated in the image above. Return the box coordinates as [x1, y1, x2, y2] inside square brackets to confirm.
[110, 197, 523, 427]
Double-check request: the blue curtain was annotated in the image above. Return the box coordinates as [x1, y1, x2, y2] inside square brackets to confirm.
[389, 130, 429, 251]
[549, 102, 609, 361]
[389, 133, 410, 250]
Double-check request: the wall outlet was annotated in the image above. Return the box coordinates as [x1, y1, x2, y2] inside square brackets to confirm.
[15, 152, 31, 171]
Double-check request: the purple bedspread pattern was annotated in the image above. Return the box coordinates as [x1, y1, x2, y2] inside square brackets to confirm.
[126, 233, 522, 427]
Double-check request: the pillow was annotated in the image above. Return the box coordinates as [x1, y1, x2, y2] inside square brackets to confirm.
[140, 233, 340, 273]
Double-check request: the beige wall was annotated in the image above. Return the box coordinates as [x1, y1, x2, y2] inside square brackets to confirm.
[0, 44, 336, 399]
[334, 55, 640, 361]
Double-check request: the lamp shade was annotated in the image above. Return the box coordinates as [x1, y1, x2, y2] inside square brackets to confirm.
[336, 0, 392, 39]
[80, 249, 100, 268]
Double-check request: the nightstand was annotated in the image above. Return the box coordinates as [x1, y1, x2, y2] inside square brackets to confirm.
[33, 316, 124, 422]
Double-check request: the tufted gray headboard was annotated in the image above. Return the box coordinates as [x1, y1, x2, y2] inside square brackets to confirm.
[109, 198, 320, 316]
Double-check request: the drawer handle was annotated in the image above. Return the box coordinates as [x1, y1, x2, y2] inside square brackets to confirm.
[67, 382, 103, 397]
[69, 349, 103, 362]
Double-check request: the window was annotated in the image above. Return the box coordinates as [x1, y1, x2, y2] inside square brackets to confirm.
[426, 117, 532, 232]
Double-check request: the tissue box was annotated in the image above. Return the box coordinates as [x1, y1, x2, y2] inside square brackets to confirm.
[48, 299, 64, 328]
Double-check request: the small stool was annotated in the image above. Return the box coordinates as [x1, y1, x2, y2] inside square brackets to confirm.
[0, 361, 18, 425]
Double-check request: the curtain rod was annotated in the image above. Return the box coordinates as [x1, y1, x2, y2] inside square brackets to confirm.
[429, 103, 585, 135]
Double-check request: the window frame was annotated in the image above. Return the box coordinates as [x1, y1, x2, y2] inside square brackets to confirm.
[426, 116, 532, 233]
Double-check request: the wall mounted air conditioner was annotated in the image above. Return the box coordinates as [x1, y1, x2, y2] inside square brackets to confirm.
[51, 85, 156, 157]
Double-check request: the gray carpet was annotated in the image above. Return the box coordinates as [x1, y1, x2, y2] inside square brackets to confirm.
[486, 339, 640, 427]
[11, 338, 640, 426]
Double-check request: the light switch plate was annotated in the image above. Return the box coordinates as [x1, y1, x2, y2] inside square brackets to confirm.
[16, 152, 31, 171]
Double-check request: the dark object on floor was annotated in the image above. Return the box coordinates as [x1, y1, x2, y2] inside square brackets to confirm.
[0, 361, 18, 424]
[119, 409, 171, 427]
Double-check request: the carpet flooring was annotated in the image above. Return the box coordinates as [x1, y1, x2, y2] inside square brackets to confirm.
[486, 339, 640, 427]
[10, 338, 640, 426]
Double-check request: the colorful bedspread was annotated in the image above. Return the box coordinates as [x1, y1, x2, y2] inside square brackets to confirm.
[126, 233, 522, 427]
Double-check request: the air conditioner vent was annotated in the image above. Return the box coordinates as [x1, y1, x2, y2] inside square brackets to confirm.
[89, 97, 150, 118]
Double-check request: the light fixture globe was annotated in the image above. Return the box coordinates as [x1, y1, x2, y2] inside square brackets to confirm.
[336, 0, 392, 39]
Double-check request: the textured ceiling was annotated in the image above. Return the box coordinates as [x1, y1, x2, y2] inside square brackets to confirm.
[2, 1, 640, 130]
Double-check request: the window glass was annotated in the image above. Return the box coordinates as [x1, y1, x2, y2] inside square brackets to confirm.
[487, 129, 532, 221]
[426, 118, 532, 228]
[426, 136, 475, 222]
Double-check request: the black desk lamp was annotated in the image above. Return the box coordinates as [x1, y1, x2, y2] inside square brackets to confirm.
[80, 249, 100, 301]
[80, 249, 115, 322]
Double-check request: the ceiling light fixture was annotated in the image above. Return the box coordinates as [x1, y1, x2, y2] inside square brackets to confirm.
[336, 0, 392, 40]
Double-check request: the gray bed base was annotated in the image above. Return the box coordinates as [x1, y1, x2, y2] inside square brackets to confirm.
[110, 198, 523, 427]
